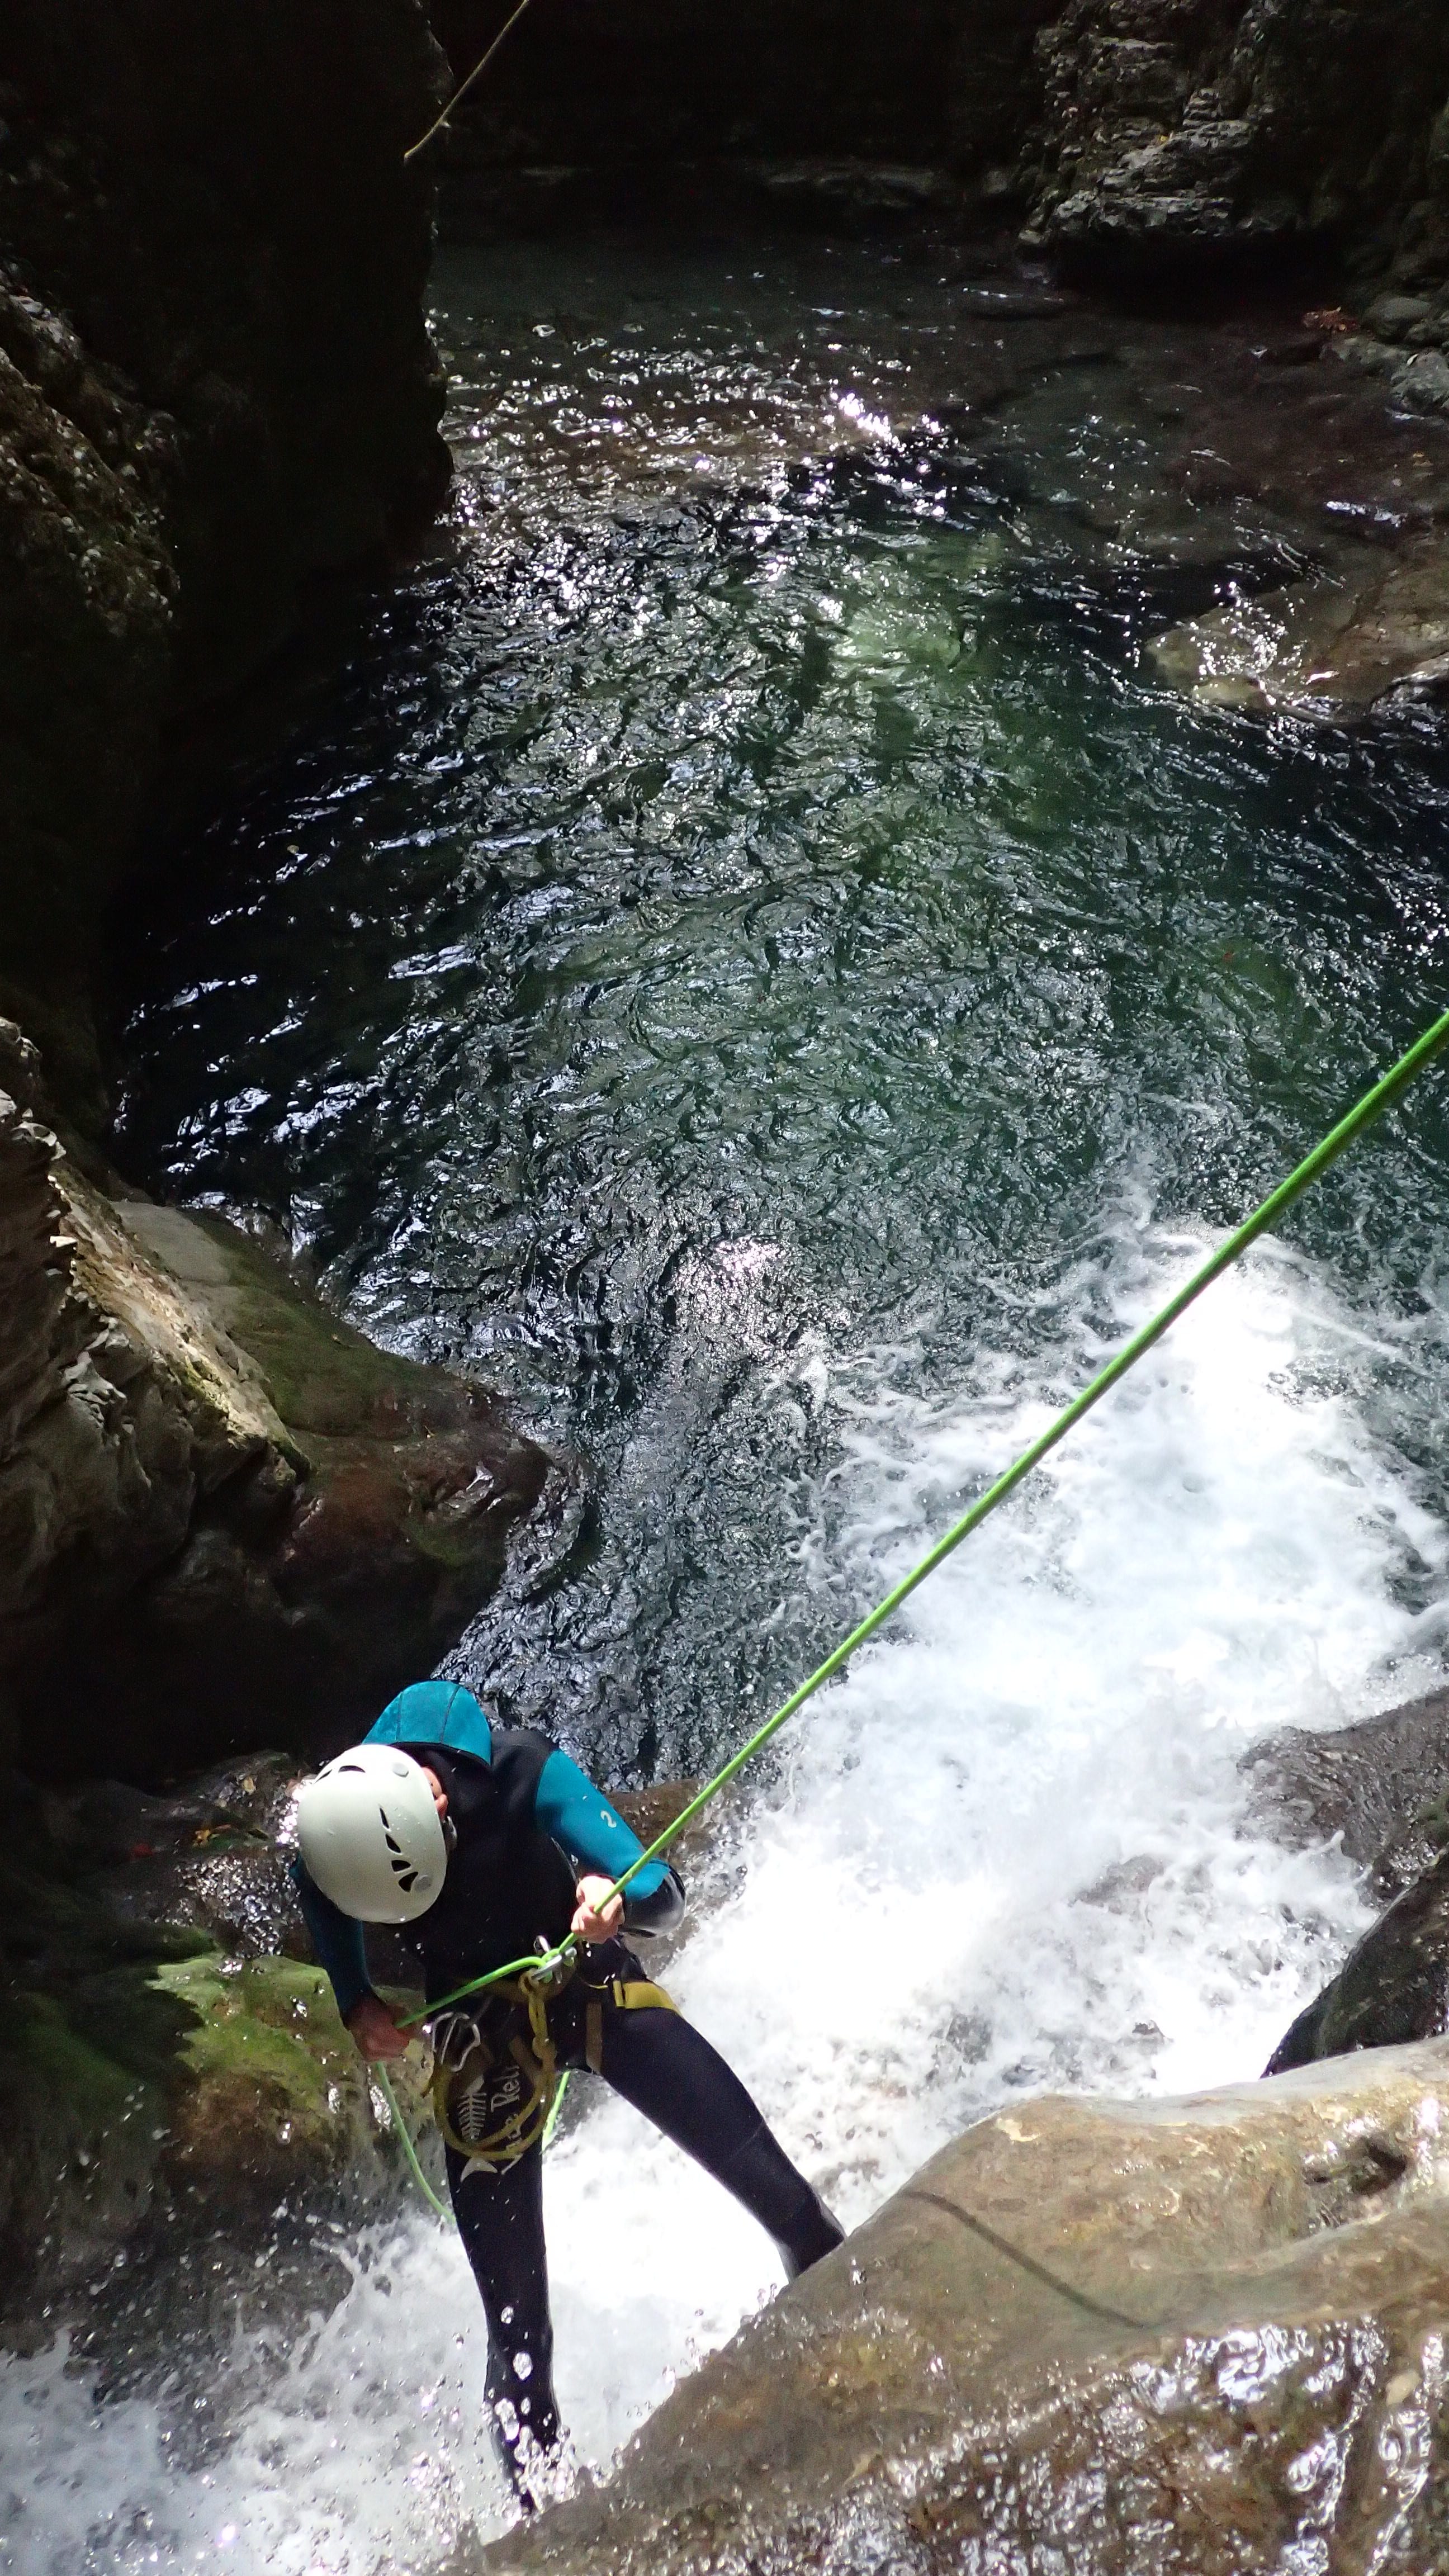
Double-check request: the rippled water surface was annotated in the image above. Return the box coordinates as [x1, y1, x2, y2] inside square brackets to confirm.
[119, 233, 1449, 1776]
[42, 228, 1449, 2572]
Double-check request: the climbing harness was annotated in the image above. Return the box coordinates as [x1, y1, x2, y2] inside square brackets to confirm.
[433, 1966, 563, 2167]
[582, 1976, 675, 2075]
[434, 1961, 678, 2163]
[404, 0, 539, 163]
[380, 1004, 1449, 2214]
[378, 1958, 675, 2206]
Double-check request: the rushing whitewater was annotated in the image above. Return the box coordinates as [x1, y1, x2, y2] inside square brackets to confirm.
[5, 1225, 1444, 2574]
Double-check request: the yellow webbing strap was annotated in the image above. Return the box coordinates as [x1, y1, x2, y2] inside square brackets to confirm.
[586, 1976, 676, 2073]
[612, 1980, 676, 2013]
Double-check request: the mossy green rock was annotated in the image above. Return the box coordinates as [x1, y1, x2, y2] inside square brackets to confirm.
[0, 1816, 437, 2332]
[155, 1952, 435, 2219]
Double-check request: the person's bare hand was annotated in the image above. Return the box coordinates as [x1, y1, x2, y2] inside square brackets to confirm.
[347, 1995, 409, 2059]
[419, 1765, 448, 1819]
[571, 1874, 623, 1943]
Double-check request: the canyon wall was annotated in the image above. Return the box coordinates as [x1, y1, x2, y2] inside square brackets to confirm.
[4, 0, 1449, 1759]
[0, 2, 556, 1769]
[0, 1022, 549, 1779]
[0, 0, 449, 1119]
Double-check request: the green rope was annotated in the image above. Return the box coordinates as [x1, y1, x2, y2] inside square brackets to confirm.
[375, 2063, 451, 2222]
[403, 0, 538, 162]
[400, 1002, 1449, 2040]
[542, 2069, 571, 2148]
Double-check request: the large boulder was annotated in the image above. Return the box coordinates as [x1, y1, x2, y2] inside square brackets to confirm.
[1147, 531, 1449, 717]
[0, 1023, 552, 1778]
[484, 2040, 1449, 2576]
[1242, 1683, 1449, 1896]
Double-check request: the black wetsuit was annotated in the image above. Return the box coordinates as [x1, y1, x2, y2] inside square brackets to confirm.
[296, 1684, 841, 2490]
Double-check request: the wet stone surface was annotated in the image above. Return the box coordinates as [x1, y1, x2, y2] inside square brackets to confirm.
[477, 2042, 1449, 2576]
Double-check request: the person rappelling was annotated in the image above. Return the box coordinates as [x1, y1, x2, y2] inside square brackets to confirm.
[292, 1677, 842, 2504]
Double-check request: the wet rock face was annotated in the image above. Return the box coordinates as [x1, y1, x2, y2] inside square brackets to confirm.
[482, 2043, 1449, 2576]
[0, 1768, 438, 2341]
[1268, 1852, 1449, 2070]
[0, 0, 449, 1072]
[1243, 1685, 1449, 1893]
[0, 1759, 704, 2342]
[1148, 532, 1449, 717]
[1248, 1690, 1449, 2072]
[0, 1024, 552, 1778]
[1025, 0, 1449, 286]
[0, 286, 175, 1120]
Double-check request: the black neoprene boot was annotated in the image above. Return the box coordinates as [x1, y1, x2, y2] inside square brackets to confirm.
[778, 2189, 845, 2280]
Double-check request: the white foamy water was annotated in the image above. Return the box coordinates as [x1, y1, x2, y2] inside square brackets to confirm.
[5, 1232, 1447, 2575]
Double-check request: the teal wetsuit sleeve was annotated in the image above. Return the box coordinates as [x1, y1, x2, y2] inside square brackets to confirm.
[534, 1750, 684, 1933]
[292, 1855, 373, 2024]
[534, 1750, 669, 1889]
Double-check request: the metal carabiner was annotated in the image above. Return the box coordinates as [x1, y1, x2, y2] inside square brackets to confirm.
[428, 2008, 484, 2070]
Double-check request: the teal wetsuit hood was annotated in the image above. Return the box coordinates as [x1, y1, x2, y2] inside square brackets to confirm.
[368, 1679, 493, 1764]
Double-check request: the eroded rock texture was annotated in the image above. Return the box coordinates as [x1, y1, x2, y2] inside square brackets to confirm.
[484, 2043, 1449, 2576]
[0, 0, 449, 1096]
[1244, 1688, 1449, 2074]
[1243, 1685, 1449, 1893]
[1024, 0, 1449, 285]
[0, 1024, 550, 1777]
[431, 0, 1449, 328]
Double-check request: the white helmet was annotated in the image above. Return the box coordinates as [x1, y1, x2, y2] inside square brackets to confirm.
[295, 1745, 448, 1922]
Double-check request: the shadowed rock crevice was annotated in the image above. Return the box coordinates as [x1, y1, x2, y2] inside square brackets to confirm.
[0, 6, 576, 1762]
[1, 0, 451, 1091]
